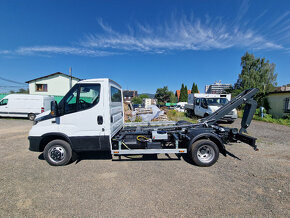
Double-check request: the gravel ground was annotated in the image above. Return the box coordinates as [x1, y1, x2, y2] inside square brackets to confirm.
[0, 118, 289, 217]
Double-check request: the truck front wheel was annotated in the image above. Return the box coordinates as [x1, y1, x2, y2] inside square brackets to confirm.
[189, 139, 219, 167]
[43, 140, 72, 166]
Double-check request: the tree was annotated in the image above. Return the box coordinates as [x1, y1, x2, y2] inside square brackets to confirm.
[18, 88, 29, 93]
[179, 84, 185, 102]
[191, 82, 199, 93]
[169, 91, 177, 103]
[138, 94, 149, 99]
[9, 88, 29, 94]
[179, 84, 188, 102]
[131, 96, 142, 104]
[233, 52, 277, 107]
[184, 85, 188, 102]
[155, 86, 171, 105]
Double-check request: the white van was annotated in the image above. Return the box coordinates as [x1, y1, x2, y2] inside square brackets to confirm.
[185, 93, 238, 122]
[0, 94, 54, 120]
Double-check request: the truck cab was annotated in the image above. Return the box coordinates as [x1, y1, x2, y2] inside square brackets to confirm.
[28, 79, 124, 165]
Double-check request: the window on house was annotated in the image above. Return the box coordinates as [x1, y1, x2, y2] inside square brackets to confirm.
[35, 84, 47, 92]
[111, 87, 122, 102]
[285, 98, 290, 113]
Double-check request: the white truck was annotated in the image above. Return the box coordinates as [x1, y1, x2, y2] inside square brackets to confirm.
[175, 102, 187, 112]
[0, 94, 54, 120]
[28, 78, 259, 167]
[185, 93, 238, 122]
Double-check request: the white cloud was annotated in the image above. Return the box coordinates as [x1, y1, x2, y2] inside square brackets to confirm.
[15, 46, 115, 56]
[81, 14, 286, 53]
[0, 46, 116, 57]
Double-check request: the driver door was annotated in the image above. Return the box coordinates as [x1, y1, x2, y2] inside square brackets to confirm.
[58, 83, 104, 151]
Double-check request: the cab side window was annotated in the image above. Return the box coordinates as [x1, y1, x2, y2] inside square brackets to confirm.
[0, 99, 8, 106]
[195, 98, 200, 106]
[111, 87, 121, 102]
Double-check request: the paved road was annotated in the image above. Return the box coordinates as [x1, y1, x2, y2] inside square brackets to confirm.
[0, 118, 289, 217]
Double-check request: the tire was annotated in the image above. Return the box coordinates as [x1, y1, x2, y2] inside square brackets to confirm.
[204, 113, 209, 117]
[43, 139, 72, 166]
[189, 139, 219, 167]
[28, 113, 36, 121]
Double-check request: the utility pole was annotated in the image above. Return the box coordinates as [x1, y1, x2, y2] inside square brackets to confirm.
[69, 67, 72, 89]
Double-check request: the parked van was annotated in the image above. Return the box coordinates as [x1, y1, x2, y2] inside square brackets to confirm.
[0, 94, 54, 120]
[185, 93, 237, 122]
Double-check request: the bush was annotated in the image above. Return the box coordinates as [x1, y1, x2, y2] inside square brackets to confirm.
[167, 110, 197, 123]
[135, 116, 142, 122]
[239, 109, 290, 126]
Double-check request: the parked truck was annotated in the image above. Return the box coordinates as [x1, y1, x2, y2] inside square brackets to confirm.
[0, 94, 54, 120]
[185, 93, 238, 122]
[28, 78, 259, 167]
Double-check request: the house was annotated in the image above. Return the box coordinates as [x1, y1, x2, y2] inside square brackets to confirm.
[123, 90, 138, 103]
[25, 72, 81, 96]
[267, 90, 290, 118]
[175, 90, 191, 101]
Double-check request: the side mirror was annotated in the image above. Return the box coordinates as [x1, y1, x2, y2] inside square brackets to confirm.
[201, 100, 208, 109]
[50, 101, 58, 117]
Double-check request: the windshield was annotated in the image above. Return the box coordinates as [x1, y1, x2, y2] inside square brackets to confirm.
[206, 98, 228, 106]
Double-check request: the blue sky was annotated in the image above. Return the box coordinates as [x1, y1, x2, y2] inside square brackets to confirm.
[0, 0, 289, 93]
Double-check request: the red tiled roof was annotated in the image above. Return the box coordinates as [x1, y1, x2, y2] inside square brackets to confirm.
[176, 90, 191, 100]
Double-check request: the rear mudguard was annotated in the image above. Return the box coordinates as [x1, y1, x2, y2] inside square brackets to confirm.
[187, 132, 226, 156]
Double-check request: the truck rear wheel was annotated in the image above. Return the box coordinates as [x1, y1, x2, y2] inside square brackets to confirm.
[28, 113, 36, 121]
[189, 139, 219, 167]
[43, 139, 72, 166]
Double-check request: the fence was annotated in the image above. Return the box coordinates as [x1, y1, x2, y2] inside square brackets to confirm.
[0, 94, 64, 103]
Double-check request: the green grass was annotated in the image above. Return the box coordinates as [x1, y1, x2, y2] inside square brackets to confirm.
[167, 110, 198, 123]
[238, 110, 290, 127]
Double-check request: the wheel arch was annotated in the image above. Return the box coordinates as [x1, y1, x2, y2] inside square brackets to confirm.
[39, 133, 72, 152]
[188, 133, 226, 156]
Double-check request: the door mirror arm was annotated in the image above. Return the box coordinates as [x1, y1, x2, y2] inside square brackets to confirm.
[50, 101, 58, 117]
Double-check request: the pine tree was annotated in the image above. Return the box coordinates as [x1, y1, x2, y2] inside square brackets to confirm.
[195, 84, 198, 93]
[184, 85, 188, 102]
[179, 84, 185, 102]
[191, 82, 199, 93]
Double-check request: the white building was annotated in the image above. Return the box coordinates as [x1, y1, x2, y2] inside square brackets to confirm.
[143, 98, 157, 108]
[205, 81, 232, 94]
[25, 72, 81, 96]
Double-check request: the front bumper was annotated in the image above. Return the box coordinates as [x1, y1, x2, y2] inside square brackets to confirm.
[28, 136, 42, 152]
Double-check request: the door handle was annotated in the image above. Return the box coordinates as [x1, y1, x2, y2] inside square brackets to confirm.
[97, 116, 103, 125]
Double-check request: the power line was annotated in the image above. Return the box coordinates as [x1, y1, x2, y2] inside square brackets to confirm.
[0, 85, 27, 88]
[0, 76, 25, 85]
